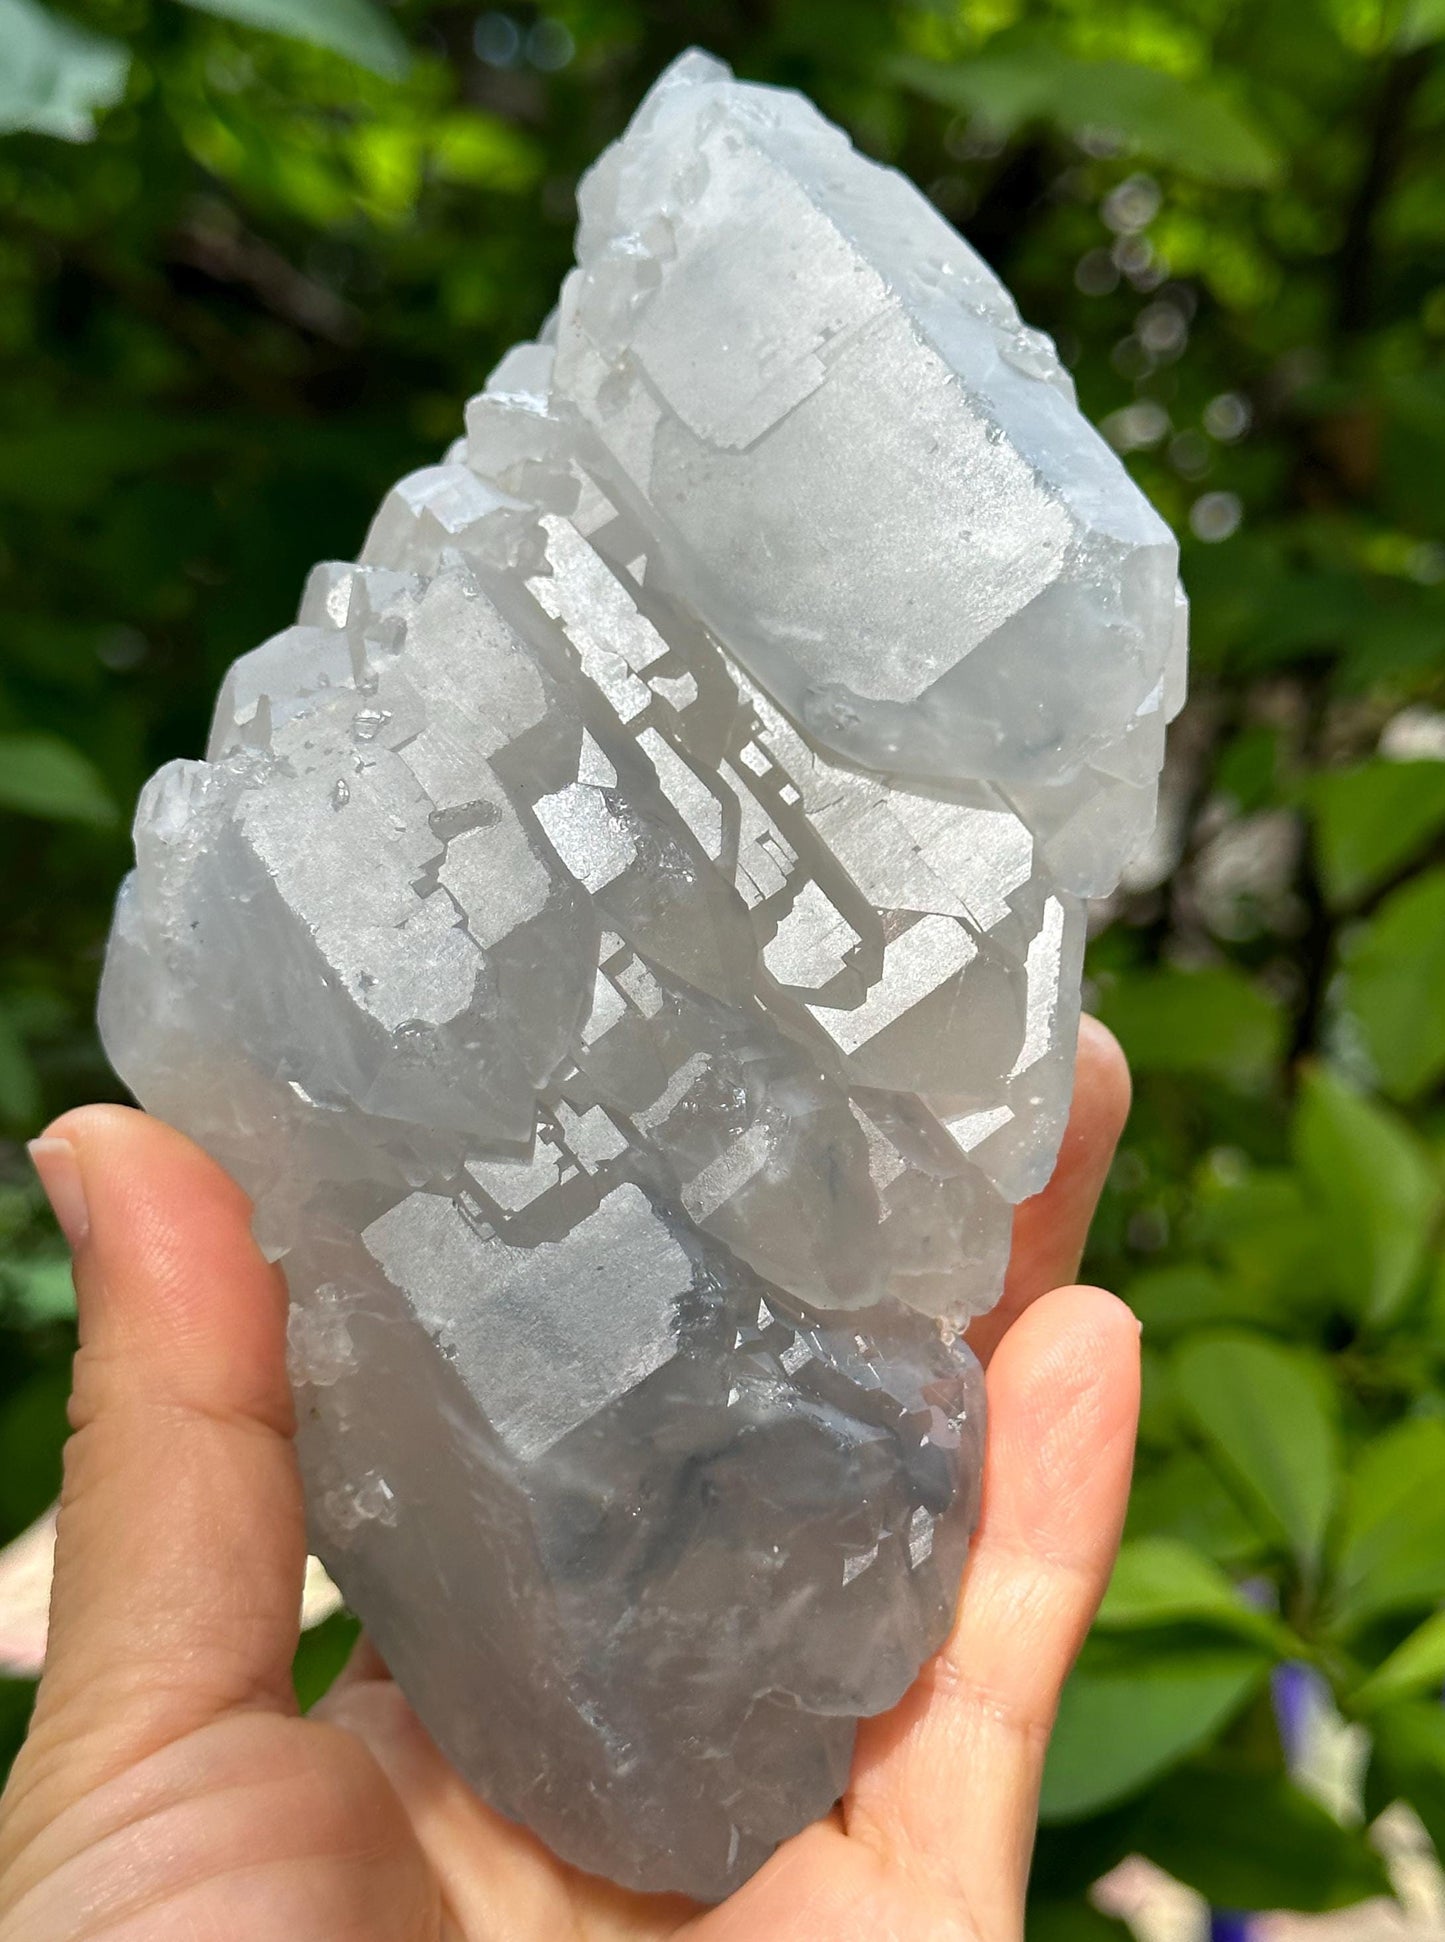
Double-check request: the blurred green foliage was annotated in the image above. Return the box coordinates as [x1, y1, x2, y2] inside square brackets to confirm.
[2, 0, 1445, 1925]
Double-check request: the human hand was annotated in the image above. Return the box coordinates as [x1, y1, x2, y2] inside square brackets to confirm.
[0, 1019, 1136, 1942]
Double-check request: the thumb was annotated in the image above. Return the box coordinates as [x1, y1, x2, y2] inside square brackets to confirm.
[4, 1106, 305, 1834]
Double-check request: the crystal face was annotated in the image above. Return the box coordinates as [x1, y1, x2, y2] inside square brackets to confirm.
[98, 50, 1184, 1900]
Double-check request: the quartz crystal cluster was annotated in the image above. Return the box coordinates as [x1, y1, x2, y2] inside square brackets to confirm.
[99, 51, 1184, 1899]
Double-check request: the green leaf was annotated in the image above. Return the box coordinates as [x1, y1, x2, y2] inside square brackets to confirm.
[0, 734, 116, 827]
[0, 0, 128, 140]
[892, 50, 1282, 188]
[1127, 1451, 1272, 1568]
[0, 1368, 70, 1535]
[1097, 1536, 1296, 1652]
[1174, 1332, 1340, 1574]
[1137, 1342, 1179, 1450]
[1352, 1605, 1445, 1712]
[1027, 1901, 1132, 1942]
[1094, 966, 1286, 1087]
[1295, 1066, 1439, 1324]
[0, 414, 225, 513]
[1215, 725, 1282, 815]
[173, 0, 409, 79]
[1338, 871, 1445, 1103]
[0, 1009, 39, 1126]
[1310, 762, 1445, 908]
[1400, 0, 1445, 50]
[1031, 1803, 1146, 1900]
[1366, 1702, 1445, 1859]
[292, 1609, 360, 1710]
[1187, 1167, 1335, 1323]
[1331, 1418, 1445, 1633]
[430, 111, 542, 193]
[1133, 1763, 1390, 1910]
[1126, 1264, 1268, 1340]
[0, 1681, 36, 1785]
[3, 1256, 75, 1326]
[1040, 1643, 1268, 1821]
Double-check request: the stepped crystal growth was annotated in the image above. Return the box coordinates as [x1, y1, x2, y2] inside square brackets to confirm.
[100, 51, 1185, 1899]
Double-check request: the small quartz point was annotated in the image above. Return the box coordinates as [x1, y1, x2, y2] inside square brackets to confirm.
[99, 51, 1184, 1899]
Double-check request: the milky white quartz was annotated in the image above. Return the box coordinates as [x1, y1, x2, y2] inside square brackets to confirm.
[99, 50, 1184, 1899]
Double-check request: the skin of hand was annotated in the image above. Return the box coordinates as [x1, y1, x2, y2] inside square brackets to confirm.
[0, 1017, 1137, 1942]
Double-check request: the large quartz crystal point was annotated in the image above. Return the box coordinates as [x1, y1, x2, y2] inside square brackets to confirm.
[98, 48, 1184, 1901]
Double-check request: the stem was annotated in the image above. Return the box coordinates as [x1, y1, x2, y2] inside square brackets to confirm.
[1336, 46, 1431, 333]
[1289, 678, 1336, 1069]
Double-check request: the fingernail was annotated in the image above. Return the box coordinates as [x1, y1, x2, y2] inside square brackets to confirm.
[28, 1138, 90, 1253]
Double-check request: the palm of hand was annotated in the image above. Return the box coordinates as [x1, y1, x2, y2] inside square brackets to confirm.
[0, 1023, 1136, 1942]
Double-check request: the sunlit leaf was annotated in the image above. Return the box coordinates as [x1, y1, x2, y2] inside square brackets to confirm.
[0, 735, 116, 827]
[431, 112, 543, 193]
[1295, 1066, 1439, 1323]
[0, 0, 128, 140]
[1174, 1332, 1340, 1574]
[1351, 1605, 1445, 1712]
[351, 119, 424, 219]
[174, 0, 409, 79]
[893, 49, 1282, 187]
